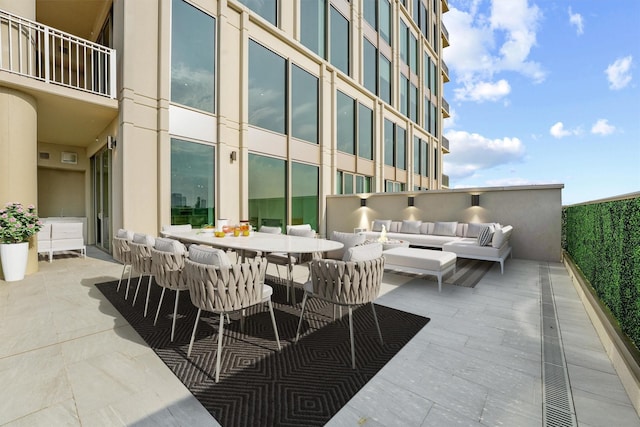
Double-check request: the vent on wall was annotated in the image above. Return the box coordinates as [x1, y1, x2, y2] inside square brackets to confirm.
[39, 152, 50, 160]
[61, 152, 78, 164]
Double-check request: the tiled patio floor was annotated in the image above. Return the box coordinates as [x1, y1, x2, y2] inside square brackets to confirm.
[0, 247, 638, 426]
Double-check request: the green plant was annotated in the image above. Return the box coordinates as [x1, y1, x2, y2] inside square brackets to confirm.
[0, 202, 43, 244]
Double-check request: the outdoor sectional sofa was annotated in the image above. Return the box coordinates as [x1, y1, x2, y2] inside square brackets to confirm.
[359, 220, 513, 273]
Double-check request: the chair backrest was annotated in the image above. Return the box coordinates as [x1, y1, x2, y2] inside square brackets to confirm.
[130, 234, 155, 274]
[112, 236, 132, 264]
[150, 247, 187, 290]
[259, 225, 282, 234]
[161, 224, 192, 235]
[183, 257, 267, 313]
[308, 256, 385, 305]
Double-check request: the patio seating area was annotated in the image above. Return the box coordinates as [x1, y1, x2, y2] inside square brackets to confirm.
[1, 246, 639, 426]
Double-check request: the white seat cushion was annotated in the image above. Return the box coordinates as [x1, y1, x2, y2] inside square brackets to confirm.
[155, 237, 186, 254]
[188, 245, 232, 267]
[383, 247, 456, 271]
[343, 243, 383, 262]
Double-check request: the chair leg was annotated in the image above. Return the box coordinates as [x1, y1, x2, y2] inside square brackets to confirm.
[124, 267, 133, 300]
[187, 308, 202, 357]
[171, 290, 180, 342]
[116, 264, 127, 292]
[348, 306, 356, 369]
[132, 275, 143, 306]
[370, 302, 384, 345]
[295, 293, 309, 343]
[143, 275, 152, 317]
[154, 287, 166, 326]
[267, 300, 281, 350]
[215, 311, 224, 383]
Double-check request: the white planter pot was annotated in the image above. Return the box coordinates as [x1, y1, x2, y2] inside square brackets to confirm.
[0, 242, 29, 282]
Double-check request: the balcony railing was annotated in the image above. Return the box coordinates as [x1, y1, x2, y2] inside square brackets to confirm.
[441, 60, 449, 83]
[441, 135, 449, 152]
[0, 9, 116, 98]
[441, 23, 450, 47]
[442, 97, 450, 117]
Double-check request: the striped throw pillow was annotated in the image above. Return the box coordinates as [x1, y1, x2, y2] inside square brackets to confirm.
[477, 226, 494, 246]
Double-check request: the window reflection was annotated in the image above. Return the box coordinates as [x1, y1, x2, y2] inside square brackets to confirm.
[330, 6, 349, 75]
[248, 40, 286, 134]
[358, 104, 373, 160]
[363, 38, 377, 95]
[170, 138, 215, 226]
[291, 65, 319, 144]
[337, 91, 355, 154]
[248, 154, 286, 231]
[300, 0, 325, 57]
[292, 162, 318, 230]
[170, 0, 215, 113]
[238, 0, 277, 26]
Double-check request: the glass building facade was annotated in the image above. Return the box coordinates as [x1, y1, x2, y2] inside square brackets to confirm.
[169, 0, 450, 232]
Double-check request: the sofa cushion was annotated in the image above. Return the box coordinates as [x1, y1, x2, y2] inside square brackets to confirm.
[372, 219, 392, 232]
[388, 221, 402, 232]
[492, 225, 513, 248]
[326, 231, 365, 260]
[467, 222, 493, 238]
[188, 245, 232, 267]
[400, 220, 422, 234]
[343, 242, 382, 262]
[419, 222, 435, 234]
[432, 221, 458, 236]
[477, 226, 494, 246]
[445, 239, 503, 258]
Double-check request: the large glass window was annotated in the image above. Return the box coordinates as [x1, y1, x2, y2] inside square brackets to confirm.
[363, 0, 377, 29]
[292, 162, 318, 230]
[248, 40, 286, 134]
[399, 21, 408, 64]
[400, 75, 409, 116]
[422, 139, 429, 177]
[409, 33, 418, 75]
[171, 0, 215, 113]
[355, 175, 372, 193]
[379, 53, 392, 104]
[397, 126, 406, 170]
[337, 91, 355, 154]
[291, 65, 318, 143]
[410, 83, 418, 123]
[363, 38, 377, 95]
[248, 154, 286, 230]
[358, 104, 373, 160]
[413, 136, 421, 174]
[330, 6, 350, 75]
[380, 0, 391, 44]
[300, 0, 325, 57]
[170, 138, 215, 227]
[384, 118, 394, 166]
[337, 171, 371, 194]
[238, 0, 277, 26]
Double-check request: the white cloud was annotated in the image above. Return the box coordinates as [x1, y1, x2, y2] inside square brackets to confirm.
[591, 119, 616, 136]
[549, 121, 581, 138]
[568, 7, 584, 35]
[606, 56, 633, 90]
[443, 0, 545, 103]
[443, 130, 526, 180]
[454, 79, 511, 102]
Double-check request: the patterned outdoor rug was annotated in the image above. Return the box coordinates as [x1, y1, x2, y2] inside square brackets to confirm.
[96, 278, 429, 427]
[389, 257, 496, 288]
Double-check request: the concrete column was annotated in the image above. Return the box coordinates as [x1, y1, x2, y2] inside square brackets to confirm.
[0, 87, 39, 278]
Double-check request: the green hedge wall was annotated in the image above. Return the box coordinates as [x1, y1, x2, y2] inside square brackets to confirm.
[563, 197, 640, 350]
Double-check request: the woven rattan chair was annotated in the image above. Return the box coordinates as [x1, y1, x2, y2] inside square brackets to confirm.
[151, 238, 188, 342]
[130, 233, 155, 316]
[296, 252, 385, 369]
[183, 254, 281, 383]
[112, 229, 134, 296]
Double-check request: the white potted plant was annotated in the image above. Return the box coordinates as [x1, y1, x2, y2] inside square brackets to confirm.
[0, 202, 43, 281]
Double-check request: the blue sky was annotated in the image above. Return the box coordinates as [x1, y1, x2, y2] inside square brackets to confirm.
[442, 0, 640, 205]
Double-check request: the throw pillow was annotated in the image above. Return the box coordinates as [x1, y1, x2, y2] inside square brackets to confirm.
[188, 245, 232, 267]
[432, 221, 458, 236]
[400, 220, 422, 234]
[287, 224, 312, 233]
[116, 229, 133, 240]
[343, 242, 383, 262]
[326, 231, 366, 260]
[372, 219, 392, 232]
[259, 225, 282, 234]
[419, 222, 434, 234]
[476, 226, 494, 246]
[288, 227, 316, 238]
[155, 237, 186, 254]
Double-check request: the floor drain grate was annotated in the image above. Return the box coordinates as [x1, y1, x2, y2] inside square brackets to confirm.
[540, 264, 578, 427]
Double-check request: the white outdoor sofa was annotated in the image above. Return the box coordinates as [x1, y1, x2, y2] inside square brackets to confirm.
[37, 221, 86, 262]
[359, 220, 513, 273]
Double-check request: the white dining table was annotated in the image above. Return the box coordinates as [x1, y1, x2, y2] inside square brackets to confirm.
[161, 229, 343, 304]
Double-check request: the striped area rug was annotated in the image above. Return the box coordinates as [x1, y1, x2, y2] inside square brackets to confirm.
[96, 278, 429, 427]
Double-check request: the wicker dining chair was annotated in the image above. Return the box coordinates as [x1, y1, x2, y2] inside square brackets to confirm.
[150, 238, 188, 342]
[183, 246, 281, 383]
[129, 233, 156, 316]
[295, 244, 385, 369]
[112, 229, 134, 296]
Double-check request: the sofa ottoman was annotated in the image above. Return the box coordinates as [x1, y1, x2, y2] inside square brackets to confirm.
[382, 247, 457, 292]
